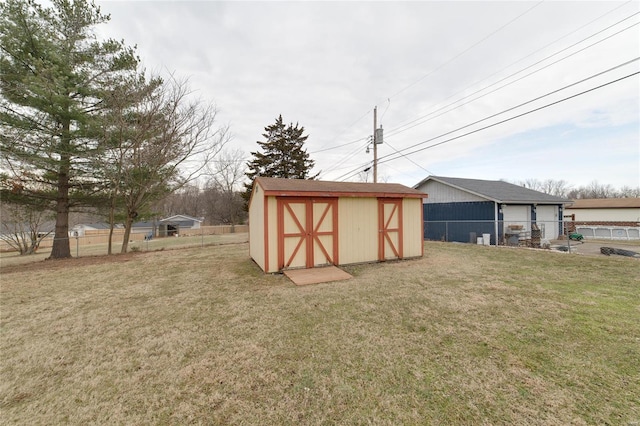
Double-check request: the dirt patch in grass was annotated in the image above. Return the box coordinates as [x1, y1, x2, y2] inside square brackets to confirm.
[1, 241, 639, 424]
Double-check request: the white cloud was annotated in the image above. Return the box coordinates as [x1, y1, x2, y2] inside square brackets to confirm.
[95, 0, 640, 189]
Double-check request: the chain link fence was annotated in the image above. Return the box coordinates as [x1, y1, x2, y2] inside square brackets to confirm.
[1, 225, 249, 257]
[423, 220, 562, 247]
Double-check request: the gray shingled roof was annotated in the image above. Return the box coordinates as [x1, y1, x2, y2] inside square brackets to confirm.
[415, 176, 570, 204]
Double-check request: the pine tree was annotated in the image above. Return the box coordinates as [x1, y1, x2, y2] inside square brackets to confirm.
[244, 115, 317, 202]
[0, 0, 140, 258]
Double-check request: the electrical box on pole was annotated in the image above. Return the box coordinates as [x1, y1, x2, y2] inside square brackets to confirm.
[375, 126, 383, 144]
[373, 107, 377, 183]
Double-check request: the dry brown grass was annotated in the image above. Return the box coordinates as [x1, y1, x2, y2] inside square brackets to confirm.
[1, 241, 639, 424]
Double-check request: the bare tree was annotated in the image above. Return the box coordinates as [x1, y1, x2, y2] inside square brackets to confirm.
[204, 148, 247, 225]
[568, 181, 618, 199]
[208, 148, 246, 193]
[0, 202, 53, 255]
[357, 169, 372, 183]
[102, 76, 229, 253]
[618, 186, 640, 198]
[540, 179, 571, 197]
[157, 183, 204, 219]
[515, 179, 571, 197]
[517, 178, 544, 192]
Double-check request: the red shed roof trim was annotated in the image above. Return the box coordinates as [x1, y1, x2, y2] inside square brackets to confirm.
[255, 177, 426, 199]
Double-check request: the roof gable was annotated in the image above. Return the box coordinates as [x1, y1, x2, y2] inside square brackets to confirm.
[415, 176, 570, 204]
[160, 215, 203, 223]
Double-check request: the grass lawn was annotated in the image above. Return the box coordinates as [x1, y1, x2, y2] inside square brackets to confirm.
[1, 242, 638, 424]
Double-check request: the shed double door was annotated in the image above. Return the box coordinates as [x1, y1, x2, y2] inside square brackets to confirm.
[277, 197, 338, 270]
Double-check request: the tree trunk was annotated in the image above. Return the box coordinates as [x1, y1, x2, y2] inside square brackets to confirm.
[121, 215, 133, 253]
[48, 148, 72, 259]
[108, 198, 115, 255]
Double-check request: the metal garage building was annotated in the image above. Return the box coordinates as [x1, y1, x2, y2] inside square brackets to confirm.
[414, 176, 569, 245]
[248, 177, 426, 273]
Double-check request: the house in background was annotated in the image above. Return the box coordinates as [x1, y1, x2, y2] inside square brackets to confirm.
[564, 198, 640, 240]
[158, 214, 203, 236]
[248, 177, 425, 273]
[564, 198, 640, 225]
[72, 215, 204, 239]
[414, 176, 570, 245]
[69, 222, 122, 237]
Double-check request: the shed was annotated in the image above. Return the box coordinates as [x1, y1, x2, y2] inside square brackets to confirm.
[248, 177, 426, 273]
[414, 176, 570, 244]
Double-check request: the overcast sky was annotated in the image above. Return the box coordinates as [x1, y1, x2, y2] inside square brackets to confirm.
[95, 0, 640, 189]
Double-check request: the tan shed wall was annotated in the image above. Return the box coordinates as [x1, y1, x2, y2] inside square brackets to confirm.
[251, 191, 424, 273]
[402, 198, 424, 258]
[249, 186, 266, 272]
[337, 197, 379, 264]
[265, 196, 279, 273]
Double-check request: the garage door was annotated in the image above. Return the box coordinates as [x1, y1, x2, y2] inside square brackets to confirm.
[536, 205, 558, 240]
[277, 197, 338, 270]
[503, 205, 530, 234]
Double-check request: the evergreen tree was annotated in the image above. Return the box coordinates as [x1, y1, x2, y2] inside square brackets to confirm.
[0, 0, 140, 258]
[244, 115, 317, 202]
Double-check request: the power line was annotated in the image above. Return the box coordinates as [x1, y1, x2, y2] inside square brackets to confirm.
[337, 67, 638, 180]
[304, 2, 635, 167]
[309, 109, 371, 154]
[384, 141, 433, 175]
[378, 59, 639, 163]
[384, 14, 640, 140]
[384, 4, 637, 135]
[315, 4, 638, 181]
[306, 3, 543, 158]
[333, 159, 373, 182]
[310, 136, 367, 154]
[318, 139, 371, 178]
[377, 70, 639, 166]
[385, 1, 545, 102]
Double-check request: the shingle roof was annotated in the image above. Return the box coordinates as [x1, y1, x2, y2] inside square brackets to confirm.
[567, 198, 640, 209]
[254, 177, 425, 198]
[415, 176, 570, 204]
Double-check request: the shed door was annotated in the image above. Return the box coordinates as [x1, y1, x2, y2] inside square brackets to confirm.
[378, 199, 403, 261]
[277, 197, 338, 270]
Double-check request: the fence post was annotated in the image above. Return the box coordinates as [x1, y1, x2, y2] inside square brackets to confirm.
[72, 232, 79, 257]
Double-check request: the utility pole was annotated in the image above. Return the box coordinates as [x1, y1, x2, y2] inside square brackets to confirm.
[373, 106, 378, 183]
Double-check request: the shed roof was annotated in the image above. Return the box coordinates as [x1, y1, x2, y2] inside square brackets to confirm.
[567, 198, 640, 209]
[414, 176, 570, 204]
[254, 177, 425, 199]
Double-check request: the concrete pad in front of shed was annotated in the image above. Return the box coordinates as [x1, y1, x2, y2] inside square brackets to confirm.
[284, 266, 352, 286]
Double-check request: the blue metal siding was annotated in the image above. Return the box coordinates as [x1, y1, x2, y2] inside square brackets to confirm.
[423, 201, 498, 243]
